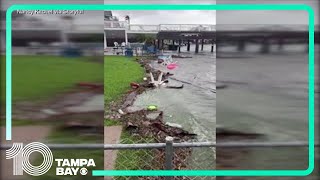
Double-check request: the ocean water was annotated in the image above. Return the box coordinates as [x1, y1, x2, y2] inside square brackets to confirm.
[133, 45, 216, 142]
[132, 45, 216, 171]
[132, 44, 318, 176]
[216, 45, 319, 179]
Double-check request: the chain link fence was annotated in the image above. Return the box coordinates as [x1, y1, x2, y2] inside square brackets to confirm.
[103, 139, 317, 180]
[1, 140, 317, 180]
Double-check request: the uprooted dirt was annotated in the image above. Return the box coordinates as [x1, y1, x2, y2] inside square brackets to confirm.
[108, 109, 198, 180]
[10, 83, 104, 120]
[8, 84, 105, 137]
[122, 110, 196, 142]
[122, 110, 197, 175]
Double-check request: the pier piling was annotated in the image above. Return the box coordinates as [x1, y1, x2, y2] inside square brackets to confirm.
[278, 39, 284, 51]
[161, 39, 164, 50]
[260, 38, 270, 54]
[211, 41, 214, 53]
[237, 40, 246, 52]
[201, 39, 204, 51]
[157, 39, 160, 49]
[195, 39, 199, 53]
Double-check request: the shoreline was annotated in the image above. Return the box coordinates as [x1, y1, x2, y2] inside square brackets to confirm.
[105, 56, 197, 172]
[105, 55, 264, 174]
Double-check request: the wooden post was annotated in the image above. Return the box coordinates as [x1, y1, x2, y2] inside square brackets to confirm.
[278, 38, 284, 51]
[187, 40, 190, 51]
[195, 39, 199, 53]
[211, 40, 214, 53]
[201, 39, 204, 51]
[161, 39, 164, 49]
[237, 40, 245, 52]
[260, 37, 270, 54]
[178, 39, 181, 53]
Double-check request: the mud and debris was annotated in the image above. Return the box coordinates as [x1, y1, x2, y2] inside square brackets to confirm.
[172, 54, 193, 58]
[9, 83, 104, 136]
[106, 57, 194, 141]
[12, 85, 103, 121]
[122, 110, 196, 141]
[106, 56, 263, 176]
[105, 57, 197, 175]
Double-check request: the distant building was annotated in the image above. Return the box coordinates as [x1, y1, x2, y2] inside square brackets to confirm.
[104, 11, 118, 21]
[104, 11, 128, 48]
[104, 11, 113, 20]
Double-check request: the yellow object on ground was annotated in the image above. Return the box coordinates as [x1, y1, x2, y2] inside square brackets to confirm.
[147, 105, 158, 111]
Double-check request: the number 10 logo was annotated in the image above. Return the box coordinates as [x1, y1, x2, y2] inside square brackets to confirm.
[6, 142, 53, 176]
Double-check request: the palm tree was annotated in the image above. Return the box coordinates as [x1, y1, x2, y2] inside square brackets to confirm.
[136, 34, 155, 46]
[60, 15, 74, 44]
[61, 15, 74, 30]
[125, 15, 130, 24]
[125, 15, 130, 29]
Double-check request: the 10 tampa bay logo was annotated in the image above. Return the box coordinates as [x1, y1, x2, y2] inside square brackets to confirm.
[55, 158, 96, 176]
[6, 142, 95, 176]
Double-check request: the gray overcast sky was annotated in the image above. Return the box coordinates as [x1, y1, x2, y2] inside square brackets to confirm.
[1, 0, 318, 25]
[217, 0, 319, 25]
[112, 11, 215, 24]
[1, 0, 215, 25]
[106, 0, 216, 24]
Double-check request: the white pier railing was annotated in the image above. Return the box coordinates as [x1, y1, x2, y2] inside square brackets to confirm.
[2, 19, 215, 32]
[129, 24, 160, 32]
[159, 24, 216, 31]
[104, 21, 215, 32]
[104, 21, 127, 29]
